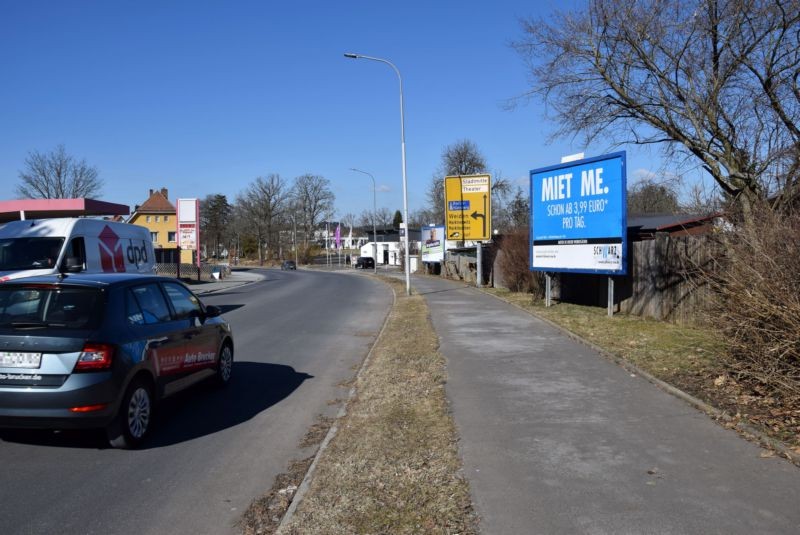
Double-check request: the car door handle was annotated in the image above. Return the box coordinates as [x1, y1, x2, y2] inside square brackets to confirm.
[148, 336, 169, 348]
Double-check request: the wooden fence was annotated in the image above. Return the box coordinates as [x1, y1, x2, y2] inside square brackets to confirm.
[555, 234, 711, 322]
[444, 234, 712, 323]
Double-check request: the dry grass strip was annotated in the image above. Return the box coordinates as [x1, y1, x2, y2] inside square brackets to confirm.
[278, 278, 477, 534]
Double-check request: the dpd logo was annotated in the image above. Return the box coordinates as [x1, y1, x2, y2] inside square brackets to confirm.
[98, 225, 126, 273]
[126, 239, 149, 265]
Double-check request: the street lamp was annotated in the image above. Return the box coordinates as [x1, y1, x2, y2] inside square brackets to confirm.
[344, 52, 411, 296]
[350, 168, 378, 274]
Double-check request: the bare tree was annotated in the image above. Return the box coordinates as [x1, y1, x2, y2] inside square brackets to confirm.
[246, 174, 289, 262]
[17, 144, 103, 199]
[375, 207, 393, 227]
[425, 174, 446, 225]
[628, 179, 680, 214]
[426, 139, 490, 225]
[357, 209, 374, 229]
[292, 174, 335, 247]
[340, 212, 356, 231]
[513, 0, 800, 221]
[441, 139, 488, 176]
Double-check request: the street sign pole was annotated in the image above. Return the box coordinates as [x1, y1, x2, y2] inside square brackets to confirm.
[476, 241, 482, 288]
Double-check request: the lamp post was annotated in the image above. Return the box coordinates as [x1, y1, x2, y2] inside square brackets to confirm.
[344, 52, 411, 296]
[350, 168, 378, 274]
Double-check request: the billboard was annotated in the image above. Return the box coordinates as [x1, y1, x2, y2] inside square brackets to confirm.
[444, 174, 491, 241]
[177, 198, 200, 267]
[529, 152, 627, 274]
[421, 226, 445, 263]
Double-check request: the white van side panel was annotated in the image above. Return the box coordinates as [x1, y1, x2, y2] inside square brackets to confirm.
[0, 219, 156, 281]
[70, 220, 156, 274]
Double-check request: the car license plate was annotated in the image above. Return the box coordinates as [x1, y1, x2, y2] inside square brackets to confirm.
[0, 351, 42, 368]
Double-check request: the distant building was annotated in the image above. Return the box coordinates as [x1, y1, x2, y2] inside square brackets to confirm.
[359, 227, 421, 268]
[128, 188, 177, 251]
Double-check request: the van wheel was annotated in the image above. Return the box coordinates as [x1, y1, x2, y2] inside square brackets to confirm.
[107, 379, 153, 449]
[215, 344, 233, 386]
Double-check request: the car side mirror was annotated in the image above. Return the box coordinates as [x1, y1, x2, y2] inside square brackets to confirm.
[63, 257, 84, 273]
[204, 305, 222, 318]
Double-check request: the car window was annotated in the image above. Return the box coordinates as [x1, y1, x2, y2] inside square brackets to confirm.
[125, 290, 145, 325]
[162, 282, 202, 320]
[129, 283, 172, 324]
[0, 286, 103, 329]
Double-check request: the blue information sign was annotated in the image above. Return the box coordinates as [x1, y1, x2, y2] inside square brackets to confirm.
[529, 152, 627, 274]
[448, 200, 470, 211]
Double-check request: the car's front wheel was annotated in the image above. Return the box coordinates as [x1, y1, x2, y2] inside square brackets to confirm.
[107, 378, 153, 449]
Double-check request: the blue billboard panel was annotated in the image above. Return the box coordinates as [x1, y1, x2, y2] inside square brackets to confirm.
[529, 152, 627, 274]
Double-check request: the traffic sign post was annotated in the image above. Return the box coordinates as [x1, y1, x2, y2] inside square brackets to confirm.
[444, 174, 491, 241]
[444, 174, 491, 287]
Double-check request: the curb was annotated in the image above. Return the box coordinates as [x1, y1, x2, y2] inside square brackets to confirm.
[192, 273, 266, 296]
[277, 281, 398, 532]
[475, 287, 800, 467]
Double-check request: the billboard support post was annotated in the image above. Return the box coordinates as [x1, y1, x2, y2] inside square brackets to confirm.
[608, 277, 614, 317]
[545, 274, 552, 307]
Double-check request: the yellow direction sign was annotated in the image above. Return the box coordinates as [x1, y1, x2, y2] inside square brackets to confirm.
[444, 174, 491, 241]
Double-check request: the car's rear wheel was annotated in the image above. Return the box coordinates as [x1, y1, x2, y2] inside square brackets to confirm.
[107, 378, 153, 449]
[215, 343, 233, 386]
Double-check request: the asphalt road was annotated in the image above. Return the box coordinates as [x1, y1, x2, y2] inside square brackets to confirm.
[0, 268, 392, 535]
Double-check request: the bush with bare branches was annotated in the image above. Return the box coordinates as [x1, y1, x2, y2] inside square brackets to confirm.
[497, 232, 545, 296]
[703, 209, 800, 404]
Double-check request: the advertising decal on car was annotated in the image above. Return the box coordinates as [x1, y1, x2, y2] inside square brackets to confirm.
[150, 347, 217, 376]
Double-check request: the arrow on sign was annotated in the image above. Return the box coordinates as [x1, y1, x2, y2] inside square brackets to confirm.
[470, 194, 488, 237]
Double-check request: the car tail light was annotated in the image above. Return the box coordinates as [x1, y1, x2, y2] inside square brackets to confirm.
[74, 343, 114, 371]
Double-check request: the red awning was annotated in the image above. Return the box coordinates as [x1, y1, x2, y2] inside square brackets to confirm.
[0, 198, 130, 223]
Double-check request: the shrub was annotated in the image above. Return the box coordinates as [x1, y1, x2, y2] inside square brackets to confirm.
[497, 231, 545, 296]
[703, 208, 800, 403]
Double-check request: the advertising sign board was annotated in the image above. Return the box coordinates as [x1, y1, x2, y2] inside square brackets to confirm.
[529, 152, 627, 274]
[177, 198, 200, 267]
[421, 226, 445, 263]
[444, 174, 491, 241]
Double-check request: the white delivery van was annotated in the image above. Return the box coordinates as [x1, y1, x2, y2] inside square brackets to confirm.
[0, 218, 156, 282]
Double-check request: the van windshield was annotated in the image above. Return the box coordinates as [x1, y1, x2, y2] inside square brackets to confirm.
[0, 237, 65, 271]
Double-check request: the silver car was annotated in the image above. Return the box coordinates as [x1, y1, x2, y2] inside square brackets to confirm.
[0, 273, 234, 448]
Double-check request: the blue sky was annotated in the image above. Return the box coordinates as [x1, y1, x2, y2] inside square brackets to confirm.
[0, 0, 665, 220]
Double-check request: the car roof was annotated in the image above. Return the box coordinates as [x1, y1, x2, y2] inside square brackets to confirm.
[0, 273, 176, 289]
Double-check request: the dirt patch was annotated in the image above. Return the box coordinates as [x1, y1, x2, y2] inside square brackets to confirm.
[299, 416, 334, 449]
[239, 457, 313, 535]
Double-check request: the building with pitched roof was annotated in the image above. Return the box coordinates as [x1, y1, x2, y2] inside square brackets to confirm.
[128, 188, 177, 252]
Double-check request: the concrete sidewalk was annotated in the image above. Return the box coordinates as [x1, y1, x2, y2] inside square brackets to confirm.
[411, 275, 800, 534]
[186, 267, 265, 295]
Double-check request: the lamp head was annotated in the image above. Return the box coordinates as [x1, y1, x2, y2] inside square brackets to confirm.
[343, 53, 359, 59]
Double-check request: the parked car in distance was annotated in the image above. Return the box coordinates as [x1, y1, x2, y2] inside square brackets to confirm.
[281, 260, 297, 270]
[355, 257, 375, 269]
[0, 273, 234, 449]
